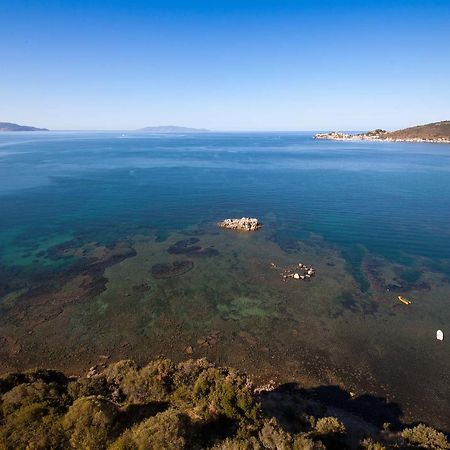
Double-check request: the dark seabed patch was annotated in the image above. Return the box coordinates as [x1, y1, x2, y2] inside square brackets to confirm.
[151, 260, 194, 279]
[167, 238, 219, 257]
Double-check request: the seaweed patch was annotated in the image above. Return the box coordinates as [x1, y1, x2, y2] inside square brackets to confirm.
[167, 238, 219, 257]
[151, 260, 194, 279]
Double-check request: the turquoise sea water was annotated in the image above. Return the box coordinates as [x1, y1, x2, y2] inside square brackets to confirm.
[1, 132, 449, 428]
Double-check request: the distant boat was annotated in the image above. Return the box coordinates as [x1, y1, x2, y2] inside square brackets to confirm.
[437, 330, 444, 341]
[398, 295, 412, 305]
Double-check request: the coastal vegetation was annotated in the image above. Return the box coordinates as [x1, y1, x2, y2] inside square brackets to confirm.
[0, 358, 448, 449]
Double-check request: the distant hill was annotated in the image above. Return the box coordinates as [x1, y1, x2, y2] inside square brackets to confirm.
[0, 122, 48, 132]
[137, 125, 210, 133]
[387, 120, 450, 140]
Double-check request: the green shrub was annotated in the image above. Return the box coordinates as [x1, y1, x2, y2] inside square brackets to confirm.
[63, 395, 119, 449]
[110, 408, 189, 450]
[22, 369, 68, 385]
[259, 418, 294, 449]
[108, 430, 137, 450]
[401, 424, 449, 449]
[0, 403, 65, 450]
[0, 369, 66, 395]
[314, 417, 346, 435]
[258, 419, 325, 450]
[68, 376, 111, 400]
[171, 358, 212, 406]
[193, 367, 259, 421]
[126, 358, 175, 403]
[292, 434, 326, 450]
[360, 437, 386, 450]
[1, 381, 68, 415]
[211, 436, 262, 449]
[0, 373, 28, 395]
[102, 360, 140, 385]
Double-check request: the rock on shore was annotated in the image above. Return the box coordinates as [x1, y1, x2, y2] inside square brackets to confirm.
[218, 217, 261, 231]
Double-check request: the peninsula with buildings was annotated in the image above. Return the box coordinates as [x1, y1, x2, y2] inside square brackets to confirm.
[315, 120, 450, 143]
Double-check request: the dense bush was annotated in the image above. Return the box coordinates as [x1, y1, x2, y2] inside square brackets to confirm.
[110, 408, 189, 450]
[0, 403, 65, 449]
[1, 381, 68, 415]
[401, 424, 450, 449]
[123, 358, 175, 404]
[63, 396, 119, 449]
[258, 419, 325, 450]
[0, 358, 447, 450]
[193, 367, 259, 421]
[360, 437, 387, 450]
[314, 417, 346, 436]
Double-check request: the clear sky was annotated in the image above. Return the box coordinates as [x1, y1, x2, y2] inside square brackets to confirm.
[1, 0, 449, 131]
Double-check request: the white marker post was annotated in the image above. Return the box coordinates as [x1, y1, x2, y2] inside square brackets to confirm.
[436, 330, 444, 341]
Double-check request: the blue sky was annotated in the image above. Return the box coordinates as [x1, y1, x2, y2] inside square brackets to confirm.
[1, 0, 449, 131]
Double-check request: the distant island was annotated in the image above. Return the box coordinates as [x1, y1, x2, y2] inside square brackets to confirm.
[315, 120, 450, 143]
[0, 122, 49, 132]
[137, 125, 210, 133]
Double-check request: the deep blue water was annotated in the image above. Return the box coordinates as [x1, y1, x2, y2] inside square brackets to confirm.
[2, 131, 450, 265]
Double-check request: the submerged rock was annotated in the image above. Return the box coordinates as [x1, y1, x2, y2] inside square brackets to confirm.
[168, 238, 200, 253]
[151, 260, 194, 279]
[167, 238, 219, 257]
[218, 217, 261, 231]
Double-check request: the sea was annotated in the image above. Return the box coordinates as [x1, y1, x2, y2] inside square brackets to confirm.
[0, 131, 449, 429]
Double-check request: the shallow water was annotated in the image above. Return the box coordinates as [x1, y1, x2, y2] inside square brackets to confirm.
[0, 132, 449, 429]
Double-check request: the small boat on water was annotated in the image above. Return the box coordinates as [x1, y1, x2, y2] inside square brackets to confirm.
[398, 295, 412, 305]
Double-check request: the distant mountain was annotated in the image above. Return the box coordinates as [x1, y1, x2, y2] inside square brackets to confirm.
[137, 125, 210, 133]
[0, 122, 49, 132]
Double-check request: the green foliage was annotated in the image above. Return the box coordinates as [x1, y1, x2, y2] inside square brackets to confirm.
[314, 417, 346, 435]
[63, 395, 119, 449]
[360, 437, 387, 450]
[126, 358, 175, 403]
[0, 369, 67, 395]
[259, 418, 294, 449]
[292, 434, 326, 450]
[0, 403, 65, 450]
[171, 358, 213, 406]
[1, 381, 68, 415]
[110, 408, 189, 450]
[401, 424, 450, 449]
[0, 358, 448, 450]
[102, 360, 140, 385]
[68, 376, 111, 400]
[258, 419, 325, 450]
[211, 436, 262, 449]
[0, 373, 28, 395]
[193, 367, 259, 421]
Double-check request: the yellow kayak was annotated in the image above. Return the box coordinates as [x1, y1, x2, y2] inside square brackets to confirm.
[398, 295, 412, 305]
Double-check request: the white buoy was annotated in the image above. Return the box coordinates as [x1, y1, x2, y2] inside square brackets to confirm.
[436, 330, 444, 341]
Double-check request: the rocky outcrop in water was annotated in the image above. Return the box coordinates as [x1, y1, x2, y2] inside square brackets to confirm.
[218, 217, 261, 231]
